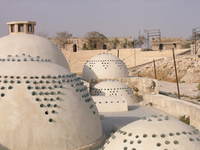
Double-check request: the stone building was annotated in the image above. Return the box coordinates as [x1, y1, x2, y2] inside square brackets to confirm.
[64, 37, 87, 52]
[64, 36, 134, 52]
[151, 38, 187, 50]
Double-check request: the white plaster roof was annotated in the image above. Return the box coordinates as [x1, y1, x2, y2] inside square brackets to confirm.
[0, 60, 103, 150]
[103, 115, 200, 150]
[0, 32, 104, 149]
[82, 53, 128, 81]
[91, 80, 135, 105]
[0, 34, 70, 69]
[0, 61, 69, 76]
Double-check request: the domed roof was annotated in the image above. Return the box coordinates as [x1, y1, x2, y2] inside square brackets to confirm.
[103, 115, 200, 150]
[91, 80, 135, 105]
[82, 53, 128, 81]
[0, 60, 103, 150]
[0, 34, 70, 70]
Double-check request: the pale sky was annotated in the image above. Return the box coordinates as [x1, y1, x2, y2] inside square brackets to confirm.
[0, 0, 199, 38]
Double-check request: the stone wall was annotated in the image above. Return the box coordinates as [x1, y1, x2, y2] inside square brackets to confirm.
[143, 94, 200, 130]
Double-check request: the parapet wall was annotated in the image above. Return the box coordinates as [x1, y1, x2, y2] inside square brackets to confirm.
[92, 96, 128, 113]
[143, 94, 200, 130]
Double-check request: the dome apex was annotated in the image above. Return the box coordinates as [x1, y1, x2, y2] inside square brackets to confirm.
[82, 53, 128, 81]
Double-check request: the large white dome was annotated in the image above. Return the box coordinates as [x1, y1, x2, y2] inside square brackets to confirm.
[103, 115, 200, 150]
[82, 53, 128, 81]
[0, 34, 70, 70]
[0, 57, 103, 150]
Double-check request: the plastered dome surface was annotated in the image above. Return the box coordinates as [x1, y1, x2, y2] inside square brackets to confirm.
[82, 53, 128, 81]
[0, 55, 103, 150]
[103, 115, 200, 150]
[91, 80, 135, 105]
[0, 34, 70, 69]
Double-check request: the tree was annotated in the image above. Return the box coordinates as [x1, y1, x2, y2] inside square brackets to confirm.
[111, 38, 120, 49]
[127, 40, 135, 48]
[54, 32, 72, 49]
[85, 31, 108, 50]
[123, 38, 128, 48]
[133, 36, 145, 48]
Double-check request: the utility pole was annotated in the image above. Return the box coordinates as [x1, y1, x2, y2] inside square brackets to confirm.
[134, 49, 136, 67]
[172, 48, 180, 99]
[153, 59, 157, 79]
[117, 49, 120, 58]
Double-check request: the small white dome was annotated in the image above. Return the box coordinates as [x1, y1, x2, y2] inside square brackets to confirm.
[91, 80, 135, 105]
[0, 34, 70, 70]
[82, 53, 128, 81]
[0, 59, 103, 150]
[103, 115, 200, 150]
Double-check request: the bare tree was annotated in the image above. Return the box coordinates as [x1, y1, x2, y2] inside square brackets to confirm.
[53, 32, 72, 49]
[133, 35, 145, 48]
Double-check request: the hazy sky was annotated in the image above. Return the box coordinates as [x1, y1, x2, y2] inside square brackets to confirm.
[0, 0, 200, 38]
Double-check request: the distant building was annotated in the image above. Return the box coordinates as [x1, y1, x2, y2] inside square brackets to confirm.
[151, 38, 187, 50]
[63, 36, 134, 52]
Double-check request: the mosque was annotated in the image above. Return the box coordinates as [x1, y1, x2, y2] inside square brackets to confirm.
[0, 21, 200, 150]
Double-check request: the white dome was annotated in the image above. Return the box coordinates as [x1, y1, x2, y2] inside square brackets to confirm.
[0, 34, 70, 70]
[0, 60, 103, 150]
[82, 53, 128, 81]
[91, 80, 136, 105]
[103, 115, 200, 150]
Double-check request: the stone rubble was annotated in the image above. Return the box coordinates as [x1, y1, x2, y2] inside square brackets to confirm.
[130, 55, 200, 83]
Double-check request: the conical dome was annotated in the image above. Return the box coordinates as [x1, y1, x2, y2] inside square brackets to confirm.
[103, 115, 200, 150]
[0, 45, 103, 150]
[0, 33, 70, 70]
[82, 53, 128, 81]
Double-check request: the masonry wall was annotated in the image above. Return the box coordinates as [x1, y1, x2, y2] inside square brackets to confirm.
[143, 94, 200, 130]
